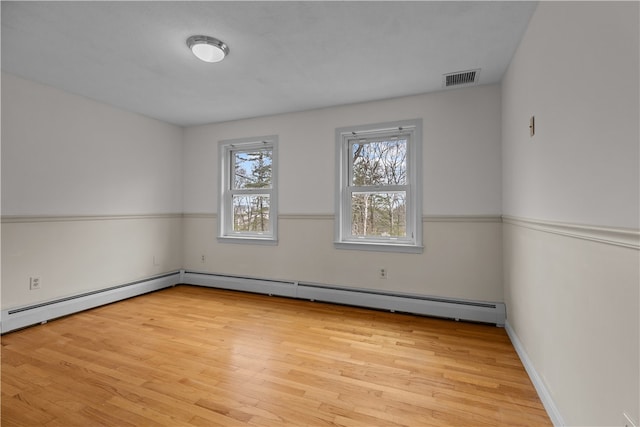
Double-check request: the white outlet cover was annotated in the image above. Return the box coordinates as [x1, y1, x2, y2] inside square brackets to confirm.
[30, 277, 41, 290]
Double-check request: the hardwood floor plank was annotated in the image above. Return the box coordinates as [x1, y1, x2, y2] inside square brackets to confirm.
[1, 285, 551, 426]
[1, 394, 56, 426]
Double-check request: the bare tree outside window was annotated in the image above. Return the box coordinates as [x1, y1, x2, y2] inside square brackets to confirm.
[219, 136, 278, 243]
[351, 138, 407, 237]
[335, 119, 422, 253]
[232, 149, 272, 232]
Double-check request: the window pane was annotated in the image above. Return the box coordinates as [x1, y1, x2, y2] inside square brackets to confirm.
[351, 192, 406, 237]
[232, 195, 270, 232]
[351, 139, 407, 186]
[233, 149, 272, 189]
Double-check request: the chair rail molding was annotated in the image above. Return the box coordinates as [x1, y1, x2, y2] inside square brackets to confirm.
[502, 215, 639, 250]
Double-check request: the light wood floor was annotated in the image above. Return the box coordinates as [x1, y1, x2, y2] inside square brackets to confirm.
[2, 285, 550, 426]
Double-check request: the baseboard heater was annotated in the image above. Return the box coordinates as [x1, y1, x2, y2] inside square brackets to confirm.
[182, 271, 506, 326]
[1, 271, 180, 334]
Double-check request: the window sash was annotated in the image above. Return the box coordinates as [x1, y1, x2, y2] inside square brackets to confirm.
[348, 189, 408, 240]
[345, 187, 411, 241]
[348, 184, 407, 193]
[348, 135, 409, 187]
[231, 147, 273, 190]
[219, 137, 278, 243]
[344, 132, 414, 242]
[335, 120, 422, 253]
[230, 193, 271, 234]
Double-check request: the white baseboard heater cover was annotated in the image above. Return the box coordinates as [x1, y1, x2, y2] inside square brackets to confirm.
[1, 272, 180, 334]
[1, 271, 505, 333]
[183, 271, 506, 326]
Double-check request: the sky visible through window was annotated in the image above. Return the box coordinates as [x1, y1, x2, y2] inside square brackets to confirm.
[233, 149, 272, 189]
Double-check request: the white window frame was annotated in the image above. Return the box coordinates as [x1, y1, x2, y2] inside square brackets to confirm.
[335, 119, 423, 253]
[218, 135, 278, 245]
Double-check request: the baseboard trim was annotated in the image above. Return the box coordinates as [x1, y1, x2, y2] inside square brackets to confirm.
[505, 321, 565, 426]
[183, 271, 506, 326]
[1, 272, 180, 333]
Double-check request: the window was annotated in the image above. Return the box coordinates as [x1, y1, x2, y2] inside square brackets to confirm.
[335, 120, 422, 253]
[219, 136, 278, 244]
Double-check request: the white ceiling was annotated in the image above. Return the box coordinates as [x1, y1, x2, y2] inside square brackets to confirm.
[1, 1, 537, 127]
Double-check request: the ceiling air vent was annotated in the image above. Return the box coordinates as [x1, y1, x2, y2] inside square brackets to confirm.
[443, 69, 480, 88]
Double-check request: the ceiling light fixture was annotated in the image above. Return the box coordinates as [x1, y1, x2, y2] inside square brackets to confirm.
[187, 35, 229, 63]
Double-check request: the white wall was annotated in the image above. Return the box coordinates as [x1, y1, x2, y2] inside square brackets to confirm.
[502, 2, 639, 230]
[184, 85, 502, 216]
[502, 2, 639, 425]
[2, 72, 183, 216]
[1, 73, 184, 309]
[183, 86, 504, 301]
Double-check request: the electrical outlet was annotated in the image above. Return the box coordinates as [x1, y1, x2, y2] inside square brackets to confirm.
[29, 277, 41, 290]
[529, 115, 535, 137]
[201, 254, 205, 263]
[379, 268, 387, 279]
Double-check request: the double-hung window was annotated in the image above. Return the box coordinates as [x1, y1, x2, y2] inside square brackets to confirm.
[335, 119, 422, 253]
[218, 136, 278, 244]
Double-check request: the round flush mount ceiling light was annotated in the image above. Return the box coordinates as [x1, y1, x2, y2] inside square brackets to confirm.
[187, 35, 229, 63]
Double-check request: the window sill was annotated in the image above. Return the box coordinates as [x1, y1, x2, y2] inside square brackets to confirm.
[334, 241, 423, 254]
[218, 236, 278, 246]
